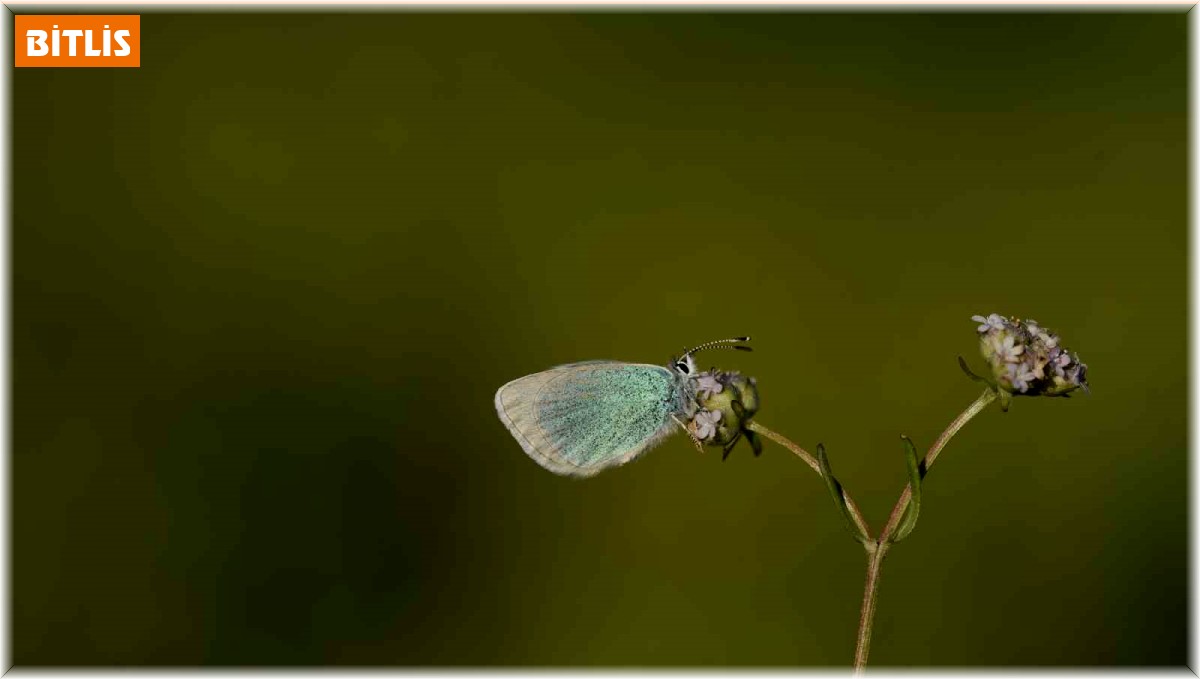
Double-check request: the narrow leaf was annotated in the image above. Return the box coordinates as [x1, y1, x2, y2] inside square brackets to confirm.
[744, 429, 763, 457]
[958, 355, 987, 383]
[818, 444, 870, 545]
[731, 400, 746, 419]
[722, 431, 741, 461]
[892, 435, 923, 543]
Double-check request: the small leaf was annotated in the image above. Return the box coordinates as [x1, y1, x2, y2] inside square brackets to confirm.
[958, 355, 993, 385]
[744, 429, 763, 457]
[731, 400, 746, 418]
[892, 436, 922, 543]
[721, 431, 741, 461]
[818, 444, 870, 545]
[998, 390, 1012, 412]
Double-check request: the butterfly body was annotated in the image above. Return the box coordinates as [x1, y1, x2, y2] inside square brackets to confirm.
[495, 337, 753, 477]
[494, 360, 698, 477]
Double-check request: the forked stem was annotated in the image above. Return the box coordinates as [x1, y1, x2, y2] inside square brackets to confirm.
[747, 389, 998, 674]
[877, 389, 997, 544]
[853, 388, 997, 674]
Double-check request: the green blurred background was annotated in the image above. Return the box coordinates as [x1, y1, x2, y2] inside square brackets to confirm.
[12, 11, 1186, 666]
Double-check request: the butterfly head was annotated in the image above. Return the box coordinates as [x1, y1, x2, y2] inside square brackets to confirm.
[670, 354, 698, 376]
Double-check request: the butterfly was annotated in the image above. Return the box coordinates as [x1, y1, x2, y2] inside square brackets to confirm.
[494, 337, 752, 477]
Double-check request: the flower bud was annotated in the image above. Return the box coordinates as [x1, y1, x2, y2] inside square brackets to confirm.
[688, 369, 760, 447]
[971, 313, 1088, 396]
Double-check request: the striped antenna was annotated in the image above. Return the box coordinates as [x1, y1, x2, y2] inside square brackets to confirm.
[683, 336, 752, 357]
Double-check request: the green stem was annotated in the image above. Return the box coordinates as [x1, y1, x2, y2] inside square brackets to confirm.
[749, 388, 997, 672]
[853, 542, 886, 675]
[878, 389, 997, 544]
[746, 420, 871, 539]
[852, 388, 997, 674]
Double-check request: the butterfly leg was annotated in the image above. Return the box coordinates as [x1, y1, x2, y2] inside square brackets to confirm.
[672, 414, 704, 453]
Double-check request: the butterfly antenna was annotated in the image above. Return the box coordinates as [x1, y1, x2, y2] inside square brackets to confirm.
[684, 336, 752, 357]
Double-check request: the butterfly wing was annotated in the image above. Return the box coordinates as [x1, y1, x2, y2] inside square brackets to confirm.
[495, 361, 683, 477]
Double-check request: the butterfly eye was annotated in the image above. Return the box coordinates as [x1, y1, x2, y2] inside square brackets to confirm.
[675, 361, 690, 374]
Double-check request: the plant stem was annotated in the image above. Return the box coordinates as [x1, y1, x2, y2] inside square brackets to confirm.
[749, 389, 997, 672]
[877, 389, 997, 544]
[745, 419, 820, 472]
[746, 420, 871, 539]
[851, 387, 997, 674]
[853, 542, 886, 675]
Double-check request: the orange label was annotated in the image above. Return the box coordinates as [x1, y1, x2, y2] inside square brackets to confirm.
[15, 15, 140, 67]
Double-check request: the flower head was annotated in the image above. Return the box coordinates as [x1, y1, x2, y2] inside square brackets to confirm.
[972, 313, 1007, 334]
[1006, 362, 1037, 393]
[989, 333, 1025, 363]
[972, 313, 1088, 396]
[690, 409, 722, 441]
[694, 371, 725, 400]
[686, 369, 760, 449]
